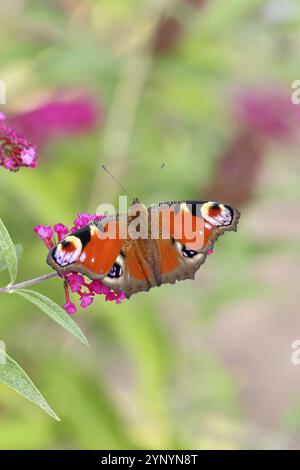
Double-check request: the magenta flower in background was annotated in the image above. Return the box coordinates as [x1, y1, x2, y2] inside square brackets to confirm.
[0, 113, 37, 172]
[8, 94, 100, 148]
[34, 213, 126, 314]
[236, 88, 300, 140]
[203, 87, 300, 206]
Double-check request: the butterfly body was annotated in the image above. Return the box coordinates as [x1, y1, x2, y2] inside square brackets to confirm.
[47, 200, 240, 298]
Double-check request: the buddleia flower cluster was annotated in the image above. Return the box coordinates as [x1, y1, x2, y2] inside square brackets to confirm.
[0, 113, 37, 172]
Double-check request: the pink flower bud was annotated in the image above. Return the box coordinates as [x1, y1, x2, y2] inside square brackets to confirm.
[34, 225, 53, 239]
[63, 301, 77, 315]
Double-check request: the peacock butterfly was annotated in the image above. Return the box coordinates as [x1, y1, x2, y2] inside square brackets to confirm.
[46, 199, 240, 298]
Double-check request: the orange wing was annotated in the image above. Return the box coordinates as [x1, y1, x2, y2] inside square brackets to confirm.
[147, 200, 240, 292]
[47, 219, 124, 280]
[47, 201, 240, 298]
[100, 200, 240, 297]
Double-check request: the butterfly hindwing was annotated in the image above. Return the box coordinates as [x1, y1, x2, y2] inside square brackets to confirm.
[101, 200, 240, 297]
[146, 200, 240, 290]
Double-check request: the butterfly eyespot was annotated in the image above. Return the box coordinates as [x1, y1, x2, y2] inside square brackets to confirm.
[52, 235, 82, 267]
[201, 202, 233, 227]
[107, 262, 123, 278]
[174, 240, 199, 259]
[181, 246, 198, 258]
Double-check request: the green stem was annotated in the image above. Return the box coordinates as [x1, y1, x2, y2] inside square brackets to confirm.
[0, 272, 58, 293]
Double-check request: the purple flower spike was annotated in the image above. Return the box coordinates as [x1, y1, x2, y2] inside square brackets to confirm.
[0, 117, 37, 172]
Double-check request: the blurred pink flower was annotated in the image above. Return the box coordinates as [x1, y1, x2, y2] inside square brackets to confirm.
[236, 88, 300, 140]
[8, 95, 100, 147]
[203, 88, 300, 206]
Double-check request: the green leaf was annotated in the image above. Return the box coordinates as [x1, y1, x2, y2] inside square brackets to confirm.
[0, 348, 60, 421]
[14, 289, 89, 347]
[0, 244, 23, 273]
[0, 217, 18, 284]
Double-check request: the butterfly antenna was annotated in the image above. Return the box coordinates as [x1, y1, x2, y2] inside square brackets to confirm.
[140, 162, 165, 201]
[102, 165, 132, 197]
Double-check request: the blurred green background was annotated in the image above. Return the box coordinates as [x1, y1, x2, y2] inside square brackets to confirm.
[1, 0, 300, 449]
